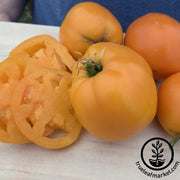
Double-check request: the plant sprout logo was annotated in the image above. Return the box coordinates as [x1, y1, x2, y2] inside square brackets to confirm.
[150, 140, 165, 167]
[141, 137, 174, 171]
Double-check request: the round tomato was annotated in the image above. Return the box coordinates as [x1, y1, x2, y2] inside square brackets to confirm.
[157, 72, 180, 139]
[70, 42, 157, 141]
[125, 13, 180, 80]
[59, 2, 123, 60]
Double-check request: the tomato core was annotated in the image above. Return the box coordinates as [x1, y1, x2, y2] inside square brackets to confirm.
[81, 58, 103, 77]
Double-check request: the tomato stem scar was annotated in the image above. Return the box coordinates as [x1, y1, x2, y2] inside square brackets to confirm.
[81, 28, 109, 44]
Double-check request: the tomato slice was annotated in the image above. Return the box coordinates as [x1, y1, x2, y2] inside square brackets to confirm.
[0, 54, 54, 143]
[0, 55, 30, 143]
[11, 69, 81, 149]
[9, 35, 76, 71]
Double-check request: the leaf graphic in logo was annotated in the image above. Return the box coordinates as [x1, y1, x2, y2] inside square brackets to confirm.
[156, 140, 159, 146]
[152, 154, 156, 158]
[158, 154, 163, 158]
[152, 149, 156, 155]
[152, 143, 156, 149]
[149, 140, 165, 168]
[158, 143, 162, 149]
[160, 148, 164, 154]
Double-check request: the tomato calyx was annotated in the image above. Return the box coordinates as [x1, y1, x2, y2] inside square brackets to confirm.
[77, 53, 103, 77]
[170, 130, 180, 147]
[75, 49, 105, 77]
[82, 59, 102, 77]
[81, 28, 109, 45]
[170, 136, 180, 147]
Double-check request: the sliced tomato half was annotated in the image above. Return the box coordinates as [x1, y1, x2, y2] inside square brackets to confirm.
[0, 54, 30, 143]
[11, 68, 81, 149]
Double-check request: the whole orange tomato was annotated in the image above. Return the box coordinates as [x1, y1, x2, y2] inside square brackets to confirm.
[59, 2, 123, 60]
[70, 42, 157, 141]
[125, 13, 180, 80]
[157, 72, 180, 139]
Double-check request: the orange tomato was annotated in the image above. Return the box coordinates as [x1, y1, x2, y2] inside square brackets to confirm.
[157, 72, 180, 137]
[70, 42, 157, 141]
[125, 13, 180, 80]
[59, 2, 123, 60]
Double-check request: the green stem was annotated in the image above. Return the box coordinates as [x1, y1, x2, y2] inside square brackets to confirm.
[170, 136, 180, 147]
[81, 59, 103, 78]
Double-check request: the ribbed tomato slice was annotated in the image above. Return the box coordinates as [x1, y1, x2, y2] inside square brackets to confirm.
[11, 69, 81, 149]
[0, 54, 30, 143]
[10, 35, 76, 71]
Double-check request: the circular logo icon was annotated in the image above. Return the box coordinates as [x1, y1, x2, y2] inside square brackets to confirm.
[141, 137, 174, 171]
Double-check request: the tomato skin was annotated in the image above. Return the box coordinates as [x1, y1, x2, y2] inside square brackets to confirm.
[70, 42, 157, 141]
[60, 2, 123, 60]
[157, 73, 180, 137]
[125, 13, 180, 80]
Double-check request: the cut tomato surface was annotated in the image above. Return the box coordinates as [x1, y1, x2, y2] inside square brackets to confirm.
[11, 68, 81, 149]
[0, 54, 30, 143]
[10, 35, 76, 71]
